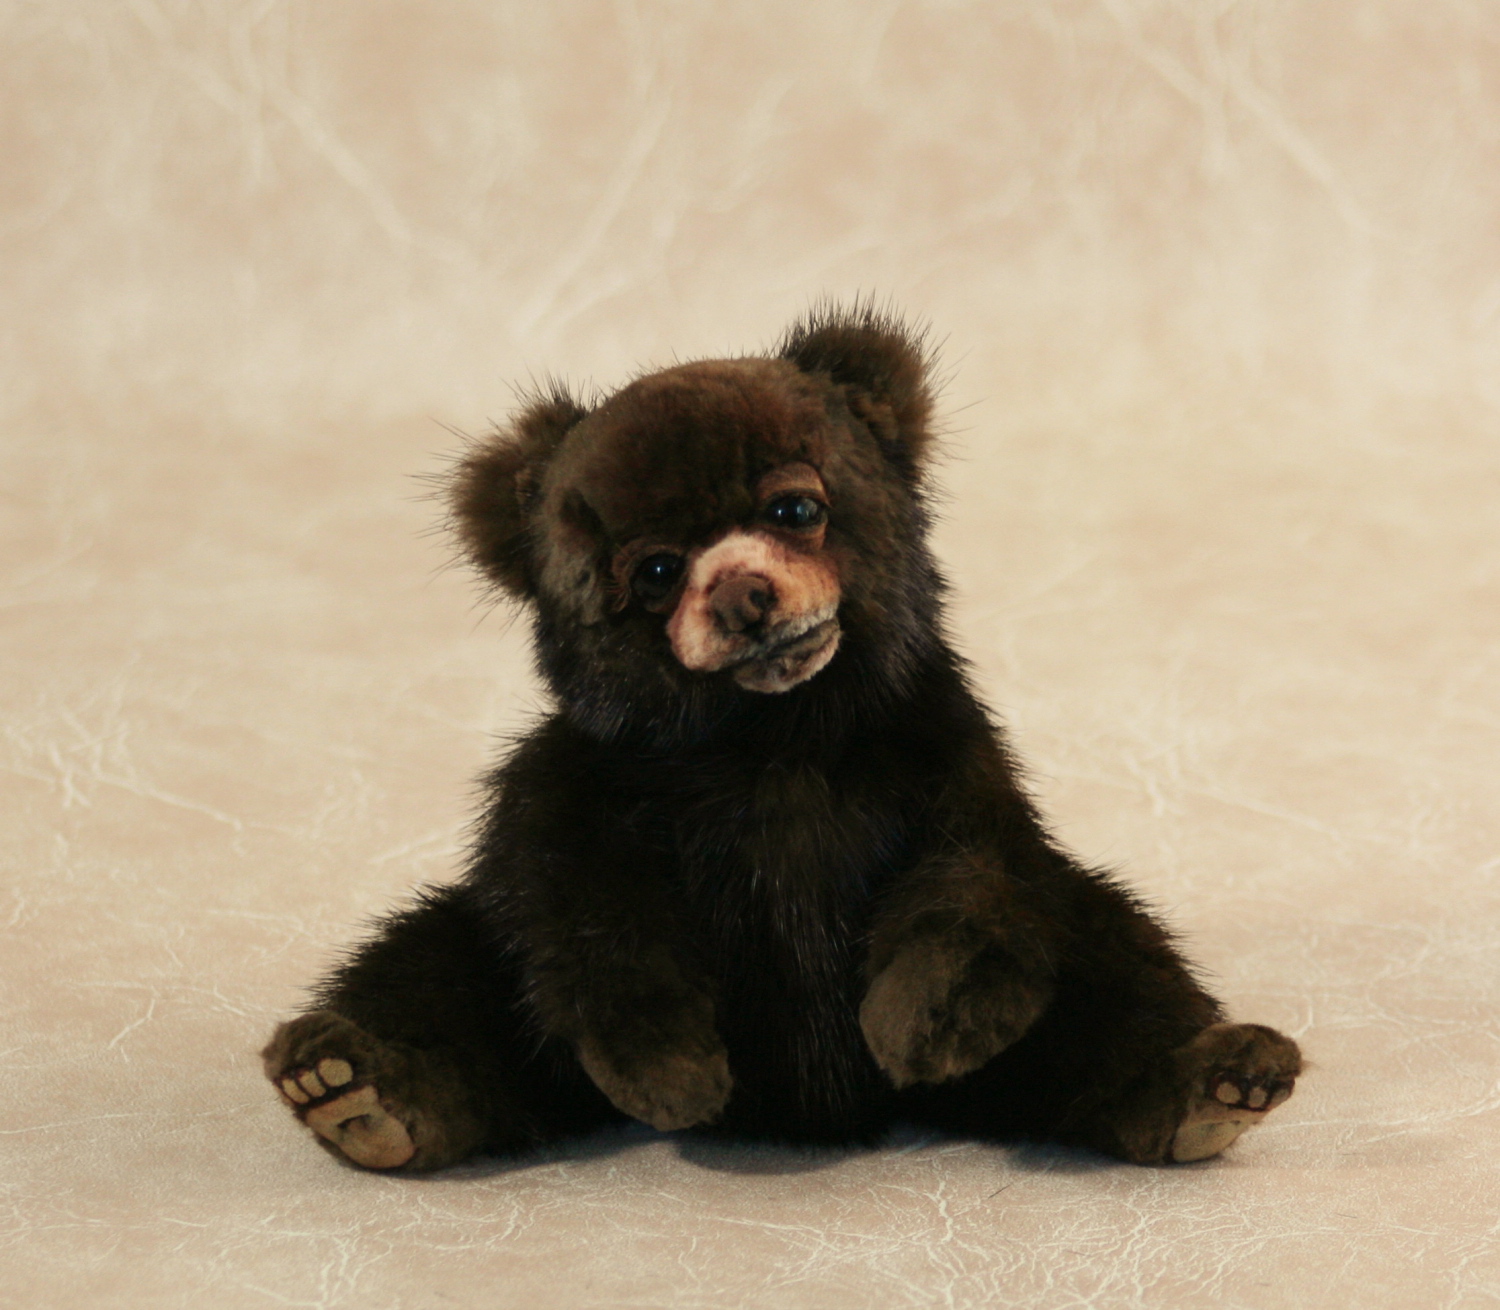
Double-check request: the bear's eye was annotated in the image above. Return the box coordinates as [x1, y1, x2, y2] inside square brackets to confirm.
[764, 495, 826, 530]
[631, 552, 686, 603]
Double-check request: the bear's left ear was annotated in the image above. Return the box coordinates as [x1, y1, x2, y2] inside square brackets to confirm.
[450, 386, 590, 597]
[778, 303, 936, 481]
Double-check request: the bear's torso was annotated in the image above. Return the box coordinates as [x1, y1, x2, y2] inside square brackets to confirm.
[554, 656, 990, 1140]
[666, 743, 913, 1140]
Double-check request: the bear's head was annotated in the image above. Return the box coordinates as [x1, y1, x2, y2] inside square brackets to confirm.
[451, 305, 944, 745]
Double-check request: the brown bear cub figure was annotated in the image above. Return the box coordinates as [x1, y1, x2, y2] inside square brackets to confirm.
[264, 305, 1301, 1172]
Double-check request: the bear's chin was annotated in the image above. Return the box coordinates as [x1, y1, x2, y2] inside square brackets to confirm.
[726, 620, 842, 695]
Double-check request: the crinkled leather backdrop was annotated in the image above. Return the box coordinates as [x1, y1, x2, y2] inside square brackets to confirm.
[3, 4, 1497, 1307]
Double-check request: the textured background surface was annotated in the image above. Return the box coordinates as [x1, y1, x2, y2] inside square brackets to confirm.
[3, 3, 1498, 1307]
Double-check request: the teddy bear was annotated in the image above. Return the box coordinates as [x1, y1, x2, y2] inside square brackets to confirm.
[263, 304, 1301, 1172]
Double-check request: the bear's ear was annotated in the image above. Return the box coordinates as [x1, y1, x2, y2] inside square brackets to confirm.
[778, 302, 936, 480]
[450, 385, 590, 596]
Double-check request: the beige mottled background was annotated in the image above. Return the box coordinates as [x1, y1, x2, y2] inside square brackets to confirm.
[3, 3, 1498, 1307]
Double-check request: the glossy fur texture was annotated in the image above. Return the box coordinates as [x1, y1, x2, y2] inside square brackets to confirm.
[264, 304, 1302, 1171]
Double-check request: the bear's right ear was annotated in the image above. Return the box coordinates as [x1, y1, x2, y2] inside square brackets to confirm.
[450, 386, 590, 597]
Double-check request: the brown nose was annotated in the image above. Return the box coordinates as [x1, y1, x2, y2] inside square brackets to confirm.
[710, 574, 775, 633]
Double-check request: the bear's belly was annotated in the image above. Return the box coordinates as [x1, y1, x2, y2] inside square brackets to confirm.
[688, 871, 895, 1144]
[711, 965, 893, 1144]
[668, 762, 910, 1141]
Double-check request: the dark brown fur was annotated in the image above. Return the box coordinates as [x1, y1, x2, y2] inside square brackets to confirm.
[264, 303, 1301, 1171]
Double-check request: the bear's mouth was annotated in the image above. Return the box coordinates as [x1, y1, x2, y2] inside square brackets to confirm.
[725, 615, 842, 694]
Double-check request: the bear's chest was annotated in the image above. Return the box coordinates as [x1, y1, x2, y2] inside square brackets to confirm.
[669, 758, 907, 948]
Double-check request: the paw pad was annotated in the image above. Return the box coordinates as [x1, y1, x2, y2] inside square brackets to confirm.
[1206, 1070, 1294, 1114]
[274, 1059, 416, 1170]
[303, 1084, 416, 1169]
[278, 1057, 355, 1106]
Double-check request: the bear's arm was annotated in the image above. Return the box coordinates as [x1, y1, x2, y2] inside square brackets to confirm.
[859, 733, 1073, 1088]
[466, 727, 732, 1132]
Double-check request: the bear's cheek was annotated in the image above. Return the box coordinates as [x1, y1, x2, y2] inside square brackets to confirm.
[665, 530, 840, 675]
[535, 511, 610, 624]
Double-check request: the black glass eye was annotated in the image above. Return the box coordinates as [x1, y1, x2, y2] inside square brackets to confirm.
[764, 495, 826, 530]
[631, 552, 685, 603]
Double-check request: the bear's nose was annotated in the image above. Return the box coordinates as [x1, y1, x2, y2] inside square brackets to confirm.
[711, 574, 775, 633]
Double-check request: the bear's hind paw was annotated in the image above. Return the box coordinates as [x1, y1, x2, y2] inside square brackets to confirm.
[1164, 1022, 1302, 1164]
[263, 1011, 424, 1170]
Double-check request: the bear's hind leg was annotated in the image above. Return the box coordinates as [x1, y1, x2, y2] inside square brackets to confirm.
[905, 874, 1302, 1165]
[910, 1006, 1302, 1167]
[1047, 877, 1304, 1164]
[263, 883, 623, 1171]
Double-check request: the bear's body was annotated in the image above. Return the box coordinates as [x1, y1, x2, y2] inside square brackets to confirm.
[264, 307, 1300, 1171]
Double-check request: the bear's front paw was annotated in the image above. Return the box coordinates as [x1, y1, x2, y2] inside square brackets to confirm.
[861, 938, 1051, 1088]
[577, 1038, 733, 1131]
